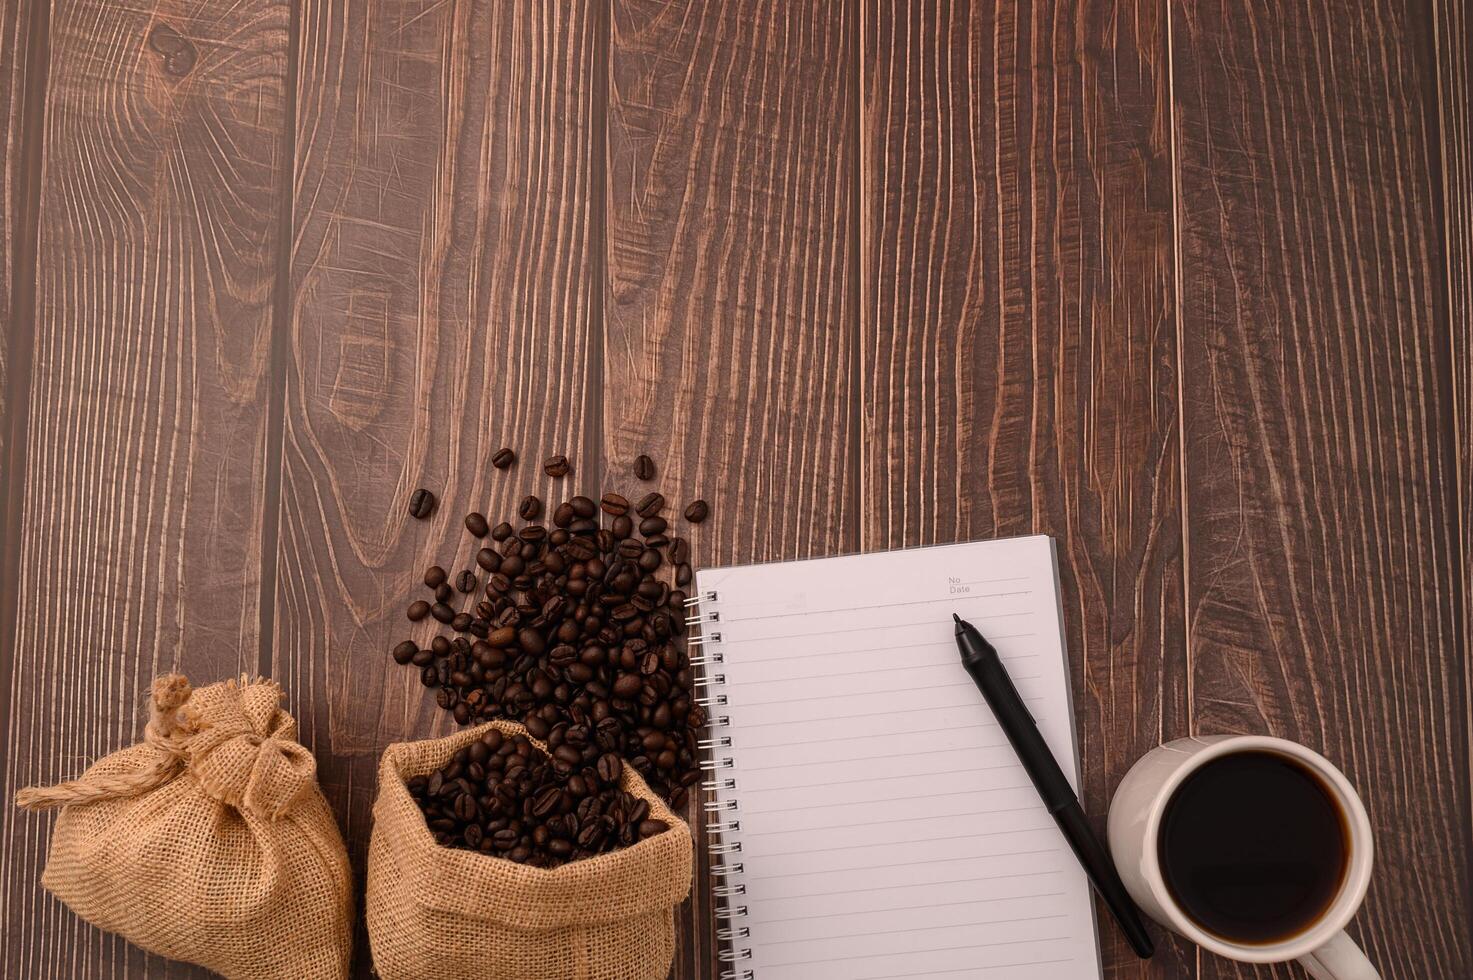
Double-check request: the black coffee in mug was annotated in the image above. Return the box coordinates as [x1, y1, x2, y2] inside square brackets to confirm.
[1157, 750, 1349, 944]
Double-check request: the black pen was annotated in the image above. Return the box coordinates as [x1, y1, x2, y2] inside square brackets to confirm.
[953, 613, 1154, 959]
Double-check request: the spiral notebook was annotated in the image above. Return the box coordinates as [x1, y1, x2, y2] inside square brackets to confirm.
[691, 535, 1102, 980]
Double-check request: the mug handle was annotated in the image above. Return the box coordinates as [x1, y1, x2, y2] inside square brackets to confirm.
[1297, 930, 1380, 980]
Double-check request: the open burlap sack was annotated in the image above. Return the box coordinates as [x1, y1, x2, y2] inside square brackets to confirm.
[368, 720, 692, 980]
[15, 674, 352, 979]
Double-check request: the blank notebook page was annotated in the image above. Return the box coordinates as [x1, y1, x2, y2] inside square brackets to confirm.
[695, 535, 1101, 980]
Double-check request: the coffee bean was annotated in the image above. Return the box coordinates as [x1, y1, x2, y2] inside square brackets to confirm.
[668, 537, 690, 564]
[676, 562, 692, 586]
[424, 565, 447, 589]
[492, 447, 516, 469]
[475, 548, 500, 573]
[634, 492, 664, 518]
[392, 640, 418, 665]
[491, 521, 514, 541]
[596, 753, 623, 785]
[465, 512, 490, 537]
[518, 495, 541, 520]
[431, 602, 455, 624]
[407, 600, 431, 622]
[543, 454, 570, 478]
[683, 499, 709, 523]
[633, 454, 656, 480]
[433, 582, 452, 603]
[408, 488, 436, 519]
[638, 819, 667, 839]
[455, 569, 477, 593]
[600, 492, 629, 516]
[638, 516, 668, 536]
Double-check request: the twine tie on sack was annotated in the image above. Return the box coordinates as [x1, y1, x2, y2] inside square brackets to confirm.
[15, 673, 318, 820]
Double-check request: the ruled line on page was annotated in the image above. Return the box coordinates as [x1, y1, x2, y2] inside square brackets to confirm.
[732, 633, 1038, 665]
[862, 959, 1077, 979]
[717, 586, 1035, 623]
[736, 746, 1024, 775]
[740, 763, 1027, 794]
[735, 680, 981, 707]
[743, 804, 1043, 837]
[748, 889, 1068, 924]
[725, 611, 1032, 645]
[748, 869, 1065, 904]
[734, 721, 997, 750]
[726, 660, 1040, 687]
[745, 848, 1059, 881]
[755, 825, 1058, 858]
[760, 913, 1070, 947]
[732, 698, 1046, 730]
[765, 935, 1072, 969]
[741, 783, 1036, 815]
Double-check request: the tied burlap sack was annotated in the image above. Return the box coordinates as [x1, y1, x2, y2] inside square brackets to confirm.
[15, 674, 353, 980]
[368, 720, 693, 980]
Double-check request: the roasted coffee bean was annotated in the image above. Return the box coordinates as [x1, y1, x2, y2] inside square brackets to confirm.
[600, 492, 629, 516]
[638, 515, 667, 537]
[491, 447, 516, 469]
[406, 600, 431, 622]
[465, 512, 490, 537]
[676, 562, 692, 586]
[543, 454, 570, 478]
[424, 565, 448, 589]
[434, 582, 453, 603]
[668, 537, 690, 564]
[456, 569, 477, 593]
[475, 548, 500, 572]
[408, 488, 436, 519]
[683, 499, 709, 523]
[635, 492, 664, 517]
[451, 612, 473, 632]
[491, 521, 514, 541]
[638, 819, 667, 839]
[431, 602, 455, 624]
[392, 640, 418, 665]
[519, 495, 541, 520]
[596, 753, 623, 785]
[612, 514, 633, 539]
[633, 454, 656, 480]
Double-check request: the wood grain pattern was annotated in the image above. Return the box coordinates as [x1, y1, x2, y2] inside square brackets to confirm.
[859, 2, 1192, 975]
[1170, 1, 1472, 977]
[1431, 0, 1471, 775]
[605, 3, 858, 976]
[0, 0, 290, 977]
[279, 0, 602, 972]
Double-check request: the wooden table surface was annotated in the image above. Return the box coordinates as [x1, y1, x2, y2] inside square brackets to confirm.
[1, 1, 1469, 977]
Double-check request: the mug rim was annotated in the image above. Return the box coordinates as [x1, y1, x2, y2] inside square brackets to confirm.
[1136, 734, 1374, 962]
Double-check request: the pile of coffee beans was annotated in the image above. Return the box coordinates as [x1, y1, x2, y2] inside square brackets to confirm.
[394, 456, 712, 808]
[409, 728, 668, 868]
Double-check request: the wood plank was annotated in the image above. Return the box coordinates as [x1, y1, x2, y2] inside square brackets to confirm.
[0, 0, 32, 449]
[1431, 0, 1471, 780]
[605, 2, 858, 976]
[280, 0, 602, 973]
[859, 2, 1191, 976]
[1170, 1, 1473, 976]
[0, 0, 290, 976]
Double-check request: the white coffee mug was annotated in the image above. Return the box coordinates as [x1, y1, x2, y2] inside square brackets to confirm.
[1107, 735, 1378, 979]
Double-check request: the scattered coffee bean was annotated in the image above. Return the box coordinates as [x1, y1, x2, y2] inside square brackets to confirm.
[491, 521, 514, 542]
[431, 602, 455, 624]
[634, 454, 656, 480]
[683, 499, 709, 523]
[465, 512, 490, 537]
[492, 448, 516, 469]
[600, 492, 629, 516]
[392, 640, 418, 665]
[456, 569, 478, 593]
[435, 583, 453, 603]
[424, 565, 447, 589]
[519, 495, 541, 520]
[406, 600, 431, 622]
[408, 488, 436, 519]
[543, 454, 570, 478]
[409, 731, 667, 868]
[639, 516, 668, 537]
[475, 548, 500, 572]
[635, 492, 664, 518]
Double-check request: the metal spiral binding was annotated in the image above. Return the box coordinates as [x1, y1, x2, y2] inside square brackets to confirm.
[694, 588, 753, 979]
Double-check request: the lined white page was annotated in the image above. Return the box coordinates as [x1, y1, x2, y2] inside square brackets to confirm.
[697, 535, 1101, 980]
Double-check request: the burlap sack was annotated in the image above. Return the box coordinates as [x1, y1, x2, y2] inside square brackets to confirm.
[15, 674, 353, 979]
[367, 720, 693, 980]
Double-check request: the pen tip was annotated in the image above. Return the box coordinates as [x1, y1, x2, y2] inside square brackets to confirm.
[952, 613, 962, 624]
